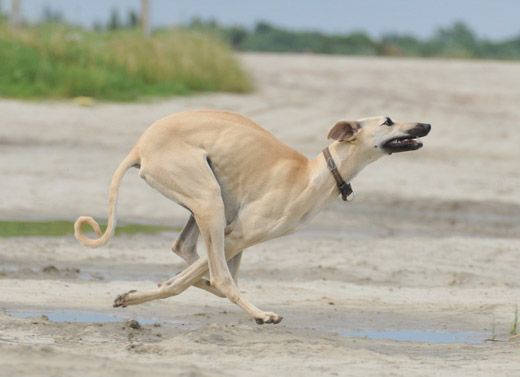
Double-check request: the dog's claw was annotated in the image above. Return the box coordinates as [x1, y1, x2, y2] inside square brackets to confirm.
[113, 296, 127, 308]
[254, 313, 283, 325]
[113, 289, 137, 308]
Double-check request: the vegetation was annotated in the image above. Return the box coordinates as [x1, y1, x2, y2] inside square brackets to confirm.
[189, 19, 520, 60]
[511, 306, 519, 337]
[0, 220, 176, 237]
[0, 22, 251, 101]
[1, 7, 518, 102]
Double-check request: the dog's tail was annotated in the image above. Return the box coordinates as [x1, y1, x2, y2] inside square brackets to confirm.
[74, 148, 140, 248]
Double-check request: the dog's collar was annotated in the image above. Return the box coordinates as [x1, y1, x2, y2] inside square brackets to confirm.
[322, 147, 354, 202]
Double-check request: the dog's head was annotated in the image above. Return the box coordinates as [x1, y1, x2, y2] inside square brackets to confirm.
[328, 116, 431, 156]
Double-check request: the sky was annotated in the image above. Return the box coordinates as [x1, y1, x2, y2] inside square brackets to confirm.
[5, 0, 520, 40]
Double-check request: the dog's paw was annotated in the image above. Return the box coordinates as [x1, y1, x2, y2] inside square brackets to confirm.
[254, 312, 283, 325]
[113, 290, 137, 308]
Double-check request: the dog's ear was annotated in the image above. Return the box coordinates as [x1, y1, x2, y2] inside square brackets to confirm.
[327, 121, 360, 141]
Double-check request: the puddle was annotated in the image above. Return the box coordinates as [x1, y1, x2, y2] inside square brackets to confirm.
[8, 309, 156, 325]
[340, 329, 484, 344]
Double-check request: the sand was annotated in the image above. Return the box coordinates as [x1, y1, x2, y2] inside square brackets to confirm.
[0, 53, 519, 376]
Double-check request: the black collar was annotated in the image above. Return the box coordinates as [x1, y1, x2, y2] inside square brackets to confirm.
[322, 147, 354, 201]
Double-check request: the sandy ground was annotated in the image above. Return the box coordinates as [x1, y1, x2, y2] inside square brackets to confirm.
[1, 53, 520, 376]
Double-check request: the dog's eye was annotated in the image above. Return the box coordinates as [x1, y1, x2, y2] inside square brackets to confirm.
[382, 118, 394, 127]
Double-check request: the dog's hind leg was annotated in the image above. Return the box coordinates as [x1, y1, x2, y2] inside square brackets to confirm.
[187, 251, 243, 298]
[227, 251, 243, 283]
[172, 215, 242, 282]
[159, 251, 243, 299]
[171, 215, 199, 264]
[172, 215, 242, 276]
[169, 214, 242, 297]
[115, 154, 281, 323]
[114, 256, 211, 307]
[165, 211, 223, 297]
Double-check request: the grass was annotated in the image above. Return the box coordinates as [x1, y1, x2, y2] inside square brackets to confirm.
[0, 220, 177, 237]
[0, 22, 252, 101]
[511, 305, 519, 337]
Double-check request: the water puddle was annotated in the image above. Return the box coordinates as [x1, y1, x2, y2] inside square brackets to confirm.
[8, 309, 156, 325]
[340, 329, 484, 344]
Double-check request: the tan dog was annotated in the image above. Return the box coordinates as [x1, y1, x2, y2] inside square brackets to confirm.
[75, 110, 431, 324]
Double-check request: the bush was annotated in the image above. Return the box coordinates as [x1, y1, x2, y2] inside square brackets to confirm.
[0, 23, 252, 101]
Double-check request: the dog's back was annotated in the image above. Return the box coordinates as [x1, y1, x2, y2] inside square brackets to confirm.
[137, 109, 310, 204]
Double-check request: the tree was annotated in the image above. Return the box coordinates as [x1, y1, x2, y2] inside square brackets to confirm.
[42, 5, 63, 23]
[428, 21, 478, 58]
[228, 26, 248, 48]
[128, 9, 139, 28]
[108, 8, 121, 30]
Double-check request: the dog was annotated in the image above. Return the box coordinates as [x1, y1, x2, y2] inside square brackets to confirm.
[75, 110, 430, 324]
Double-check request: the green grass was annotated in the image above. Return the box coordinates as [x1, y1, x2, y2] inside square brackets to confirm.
[0, 220, 177, 237]
[0, 23, 252, 101]
[511, 306, 519, 336]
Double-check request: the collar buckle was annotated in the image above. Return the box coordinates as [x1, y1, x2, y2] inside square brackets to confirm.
[338, 182, 354, 201]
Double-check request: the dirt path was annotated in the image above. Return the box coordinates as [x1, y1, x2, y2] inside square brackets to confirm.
[1, 54, 519, 376]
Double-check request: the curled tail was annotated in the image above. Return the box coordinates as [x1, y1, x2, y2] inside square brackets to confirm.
[74, 148, 140, 248]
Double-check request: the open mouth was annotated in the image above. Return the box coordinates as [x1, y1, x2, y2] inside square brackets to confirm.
[382, 136, 423, 153]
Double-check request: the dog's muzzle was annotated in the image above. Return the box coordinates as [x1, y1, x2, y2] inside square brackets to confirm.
[382, 123, 431, 154]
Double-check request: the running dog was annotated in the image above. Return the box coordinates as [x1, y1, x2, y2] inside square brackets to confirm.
[75, 110, 431, 324]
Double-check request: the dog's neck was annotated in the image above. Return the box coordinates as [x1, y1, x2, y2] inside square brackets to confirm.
[308, 141, 373, 201]
[282, 141, 373, 230]
[269, 141, 378, 234]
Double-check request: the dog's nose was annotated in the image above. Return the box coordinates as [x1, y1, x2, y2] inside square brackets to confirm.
[408, 123, 431, 137]
[420, 123, 432, 134]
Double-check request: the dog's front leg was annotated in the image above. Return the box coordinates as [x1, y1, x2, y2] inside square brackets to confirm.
[194, 201, 281, 324]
